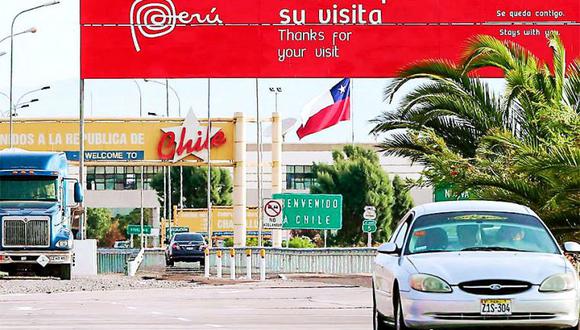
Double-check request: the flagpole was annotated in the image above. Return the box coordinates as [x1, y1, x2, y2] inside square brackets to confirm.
[351, 78, 355, 146]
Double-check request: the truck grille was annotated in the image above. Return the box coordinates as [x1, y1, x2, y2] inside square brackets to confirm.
[2, 216, 50, 248]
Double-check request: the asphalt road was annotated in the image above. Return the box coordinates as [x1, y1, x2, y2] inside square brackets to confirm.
[0, 280, 372, 329]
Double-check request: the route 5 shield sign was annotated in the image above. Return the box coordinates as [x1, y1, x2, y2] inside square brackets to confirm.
[263, 199, 283, 229]
[362, 220, 377, 233]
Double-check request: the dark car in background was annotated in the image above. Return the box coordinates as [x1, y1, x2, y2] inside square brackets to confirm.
[165, 232, 207, 267]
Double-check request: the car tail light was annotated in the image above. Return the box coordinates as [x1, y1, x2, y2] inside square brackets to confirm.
[199, 245, 207, 251]
[172, 243, 180, 250]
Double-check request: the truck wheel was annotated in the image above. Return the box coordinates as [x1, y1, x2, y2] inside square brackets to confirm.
[59, 264, 72, 280]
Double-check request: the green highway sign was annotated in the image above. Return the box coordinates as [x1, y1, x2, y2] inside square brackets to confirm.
[273, 193, 343, 230]
[434, 183, 471, 202]
[362, 220, 377, 233]
[126, 225, 152, 235]
[166, 226, 189, 237]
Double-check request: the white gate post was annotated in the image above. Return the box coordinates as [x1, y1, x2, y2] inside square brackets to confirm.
[230, 248, 236, 280]
[216, 250, 222, 278]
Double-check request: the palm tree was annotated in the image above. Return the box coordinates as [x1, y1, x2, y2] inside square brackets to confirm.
[371, 32, 579, 160]
[371, 32, 580, 228]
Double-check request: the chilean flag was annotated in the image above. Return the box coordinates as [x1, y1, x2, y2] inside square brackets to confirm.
[296, 78, 351, 140]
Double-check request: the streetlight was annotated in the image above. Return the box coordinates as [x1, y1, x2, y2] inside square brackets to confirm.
[268, 87, 283, 113]
[0, 27, 37, 45]
[1, 87, 47, 117]
[143, 79, 181, 117]
[9, 2, 60, 148]
[133, 80, 142, 117]
[16, 86, 49, 107]
[12, 98, 39, 116]
[11, 103, 30, 116]
[133, 80, 144, 247]
[145, 79, 183, 215]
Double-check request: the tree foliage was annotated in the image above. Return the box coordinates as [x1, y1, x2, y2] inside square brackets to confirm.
[391, 175, 414, 231]
[371, 32, 579, 230]
[310, 145, 394, 246]
[150, 167, 233, 212]
[86, 208, 113, 246]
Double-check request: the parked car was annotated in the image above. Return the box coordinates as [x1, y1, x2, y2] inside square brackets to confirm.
[113, 241, 130, 249]
[373, 201, 580, 330]
[165, 232, 207, 267]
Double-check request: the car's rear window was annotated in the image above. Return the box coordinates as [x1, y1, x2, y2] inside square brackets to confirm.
[174, 234, 205, 242]
[404, 212, 560, 255]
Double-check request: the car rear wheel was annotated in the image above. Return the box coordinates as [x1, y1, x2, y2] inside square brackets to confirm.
[165, 259, 174, 267]
[373, 281, 391, 330]
[395, 295, 409, 330]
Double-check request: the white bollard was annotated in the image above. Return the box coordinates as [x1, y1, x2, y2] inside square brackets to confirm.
[245, 249, 252, 279]
[216, 250, 223, 278]
[230, 248, 236, 280]
[259, 249, 266, 281]
[204, 248, 210, 278]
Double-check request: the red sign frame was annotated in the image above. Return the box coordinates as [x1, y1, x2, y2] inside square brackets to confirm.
[80, 0, 579, 78]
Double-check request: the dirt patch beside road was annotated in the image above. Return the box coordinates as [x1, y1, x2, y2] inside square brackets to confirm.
[0, 274, 197, 295]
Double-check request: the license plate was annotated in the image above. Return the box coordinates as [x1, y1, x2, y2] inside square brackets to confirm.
[186, 247, 194, 250]
[481, 299, 512, 315]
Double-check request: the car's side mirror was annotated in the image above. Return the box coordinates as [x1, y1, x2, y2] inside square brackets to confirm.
[74, 182, 84, 203]
[377, 242, 398, 254]
[563, 241, 580, 253]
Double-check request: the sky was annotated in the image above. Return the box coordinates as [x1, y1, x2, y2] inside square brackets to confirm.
[0, 1, 503, 145]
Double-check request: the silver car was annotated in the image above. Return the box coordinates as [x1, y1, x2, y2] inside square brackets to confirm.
[373, 201, 580, 329]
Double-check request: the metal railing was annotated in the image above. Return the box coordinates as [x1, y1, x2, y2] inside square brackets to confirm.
[97, 247, 376, 275]
[207, 247, 376, 274]
[97, 248, 580, 276]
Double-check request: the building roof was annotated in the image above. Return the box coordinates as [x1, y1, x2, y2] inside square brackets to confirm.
[413, 200, 535, 218]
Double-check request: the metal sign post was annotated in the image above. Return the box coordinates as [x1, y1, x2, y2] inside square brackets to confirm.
[363, 206, 377, 247]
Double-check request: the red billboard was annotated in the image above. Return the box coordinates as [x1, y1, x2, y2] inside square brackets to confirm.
[80, 0, 579, 78]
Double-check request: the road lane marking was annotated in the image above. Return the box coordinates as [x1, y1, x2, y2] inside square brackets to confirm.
[204, 324, 223, 328]
[176, 317, 191, 322]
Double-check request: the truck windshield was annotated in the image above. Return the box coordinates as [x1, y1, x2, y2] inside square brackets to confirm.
[0, 177, 58, 201]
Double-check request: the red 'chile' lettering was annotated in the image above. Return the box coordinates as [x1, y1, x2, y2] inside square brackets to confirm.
[157, 128, 227, 160]
[157, 131, 176, 160]
[211, 131, 226, 147]
[176, 128, 204, 156]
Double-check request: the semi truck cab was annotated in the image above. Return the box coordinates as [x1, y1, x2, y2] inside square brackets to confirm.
[0, 149, 83, 279]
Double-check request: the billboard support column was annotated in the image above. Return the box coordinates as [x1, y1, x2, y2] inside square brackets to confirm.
[233, 112, 247, 247]
[79, 78, 86, 240]
[271, 112, 283, 247]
